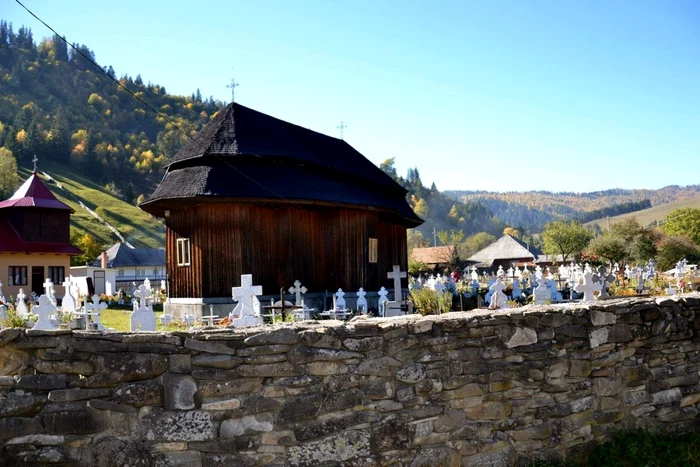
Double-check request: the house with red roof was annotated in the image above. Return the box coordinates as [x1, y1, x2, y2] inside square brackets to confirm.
[0, 171, 82, 300]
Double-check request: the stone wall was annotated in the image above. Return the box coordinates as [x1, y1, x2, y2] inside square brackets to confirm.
[1, 295, 700, 466]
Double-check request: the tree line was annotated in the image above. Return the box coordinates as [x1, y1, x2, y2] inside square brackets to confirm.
[0, 20, 222, 203]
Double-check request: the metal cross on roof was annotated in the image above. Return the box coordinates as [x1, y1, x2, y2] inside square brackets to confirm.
[337, 121, 347, 140]
[32, 155, 38, 172]
[227, 76, 240, 103]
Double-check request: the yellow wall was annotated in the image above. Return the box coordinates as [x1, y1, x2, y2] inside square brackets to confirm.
[0, 253, 71, 300]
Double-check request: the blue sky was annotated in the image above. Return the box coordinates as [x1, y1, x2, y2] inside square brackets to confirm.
[5, 0, 700, 192]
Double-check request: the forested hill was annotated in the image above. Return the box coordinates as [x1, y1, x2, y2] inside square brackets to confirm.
[445, 187, 700, 231]
[379, 160, 505, 239]
[0, 20, 221, 203]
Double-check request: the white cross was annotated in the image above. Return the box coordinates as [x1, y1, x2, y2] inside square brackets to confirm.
[356, 287, 368, 313]
[43, 278, 56, 306]
[232, 274, 263, 318]
[334, 289, 346, 310]
[387, 265, 407, 302]
[61, 278, 78, 312]
[574, 270, 602, 303]
[488, 277, 509, 310]
[201, 305, 219, 327]
[597, 266, 615, 299]
[133, 284, 152, 308]
[84, 294, 108, 330]
[33, 295, 57, 330]
[337, 121, 347, 139]
[288, 280, 308, 306]
[32, 155, 38, 172]
[377, 286, 389, 317]
[16, 288, 28, 317]
[0, 280, 4, 303]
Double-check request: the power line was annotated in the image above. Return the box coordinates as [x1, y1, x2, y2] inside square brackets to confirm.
[14, 0, 294, 205]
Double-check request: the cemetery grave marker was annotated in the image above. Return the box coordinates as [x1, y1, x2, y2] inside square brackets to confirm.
[356, 288, 368, 314]
[16, 289, 28, 317]
[387, 265, 407, 301]
[130, 284, 156, 331]
[32, 295, 57, 331]
[574, 270, 602, 303]
[231, 274, 263, 327]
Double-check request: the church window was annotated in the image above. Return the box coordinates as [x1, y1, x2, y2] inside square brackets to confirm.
[369, 238, 378, 263]
[177, 238, 191, 266]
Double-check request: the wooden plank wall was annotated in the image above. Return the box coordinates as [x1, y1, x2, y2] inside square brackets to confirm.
[166, 204, 408, 298]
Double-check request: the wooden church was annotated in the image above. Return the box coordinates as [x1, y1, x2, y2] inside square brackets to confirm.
[140, 103, 422, 313]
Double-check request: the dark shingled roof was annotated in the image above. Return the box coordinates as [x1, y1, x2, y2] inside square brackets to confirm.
[142, 103, 422, 227]
[90, 243, 165, 268]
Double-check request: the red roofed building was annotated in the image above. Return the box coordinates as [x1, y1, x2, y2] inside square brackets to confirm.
[0, 171, 82, 299]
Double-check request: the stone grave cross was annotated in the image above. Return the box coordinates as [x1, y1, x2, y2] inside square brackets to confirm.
[32, 295, 57, 330]
[43, 278, 56, 306]
[377, 287, 389, 317]
[16, 289, 28, 317]
[334, 289, 346, 310]
[61, 278, 78, 312]
[0, 280, 4, 303]
[131, 284, 156, 331]
[231, 274, 263, 327]
[288, 280, 307, 306]
[356, 287, 368, 314]
[574, 270, 602, 303]
[84, 294, 108, 330]
[597, 265, 615, 299]
[488, 277, 509, 310]
[133, 284, 151, 309]
[387, 265, 407, 302]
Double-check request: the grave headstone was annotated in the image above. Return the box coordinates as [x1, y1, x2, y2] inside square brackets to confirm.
[43, 278, 56, 306]
[597, 265, 615, 299]
[32, 295, 58, 330]
[131, 284, 156, 331]
[377, 287, 389, 316]
[574, 270, 602, 303]
[0, 280, 5, 303]
[533, 281, 550, 305]
[0, 304, 6, 322]
[16, 289, 28, 317]
[288, 280, 307, 306]
[231, 274, 263, 327]
[356, 288, 368, 314]
[488, 277, 510, 310]
[61, 278, 78, 312]
[334, 289, 346, 310]
[387, 265, 407, 302]
[85, 294, 108, 331]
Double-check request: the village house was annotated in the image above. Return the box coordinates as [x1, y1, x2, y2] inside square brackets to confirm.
[0, 171, 81, 300]
[409, 245, 455, 271]
[78, 242, 165, 293]
[466, 234, 541, 272]
[140, 102, 423, 318]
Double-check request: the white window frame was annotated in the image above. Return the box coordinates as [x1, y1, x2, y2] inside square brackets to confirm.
[369, 238, 378, 263]
[177, 238, 191, 266]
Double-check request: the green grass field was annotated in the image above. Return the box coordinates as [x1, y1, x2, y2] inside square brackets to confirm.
[100, 307, 190, 332]
[18, 162, 165, 250]
[585, 197, 700, 230]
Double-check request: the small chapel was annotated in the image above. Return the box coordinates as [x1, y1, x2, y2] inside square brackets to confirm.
[0, 170, 82, 300]
[140, 103, 423, 317]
